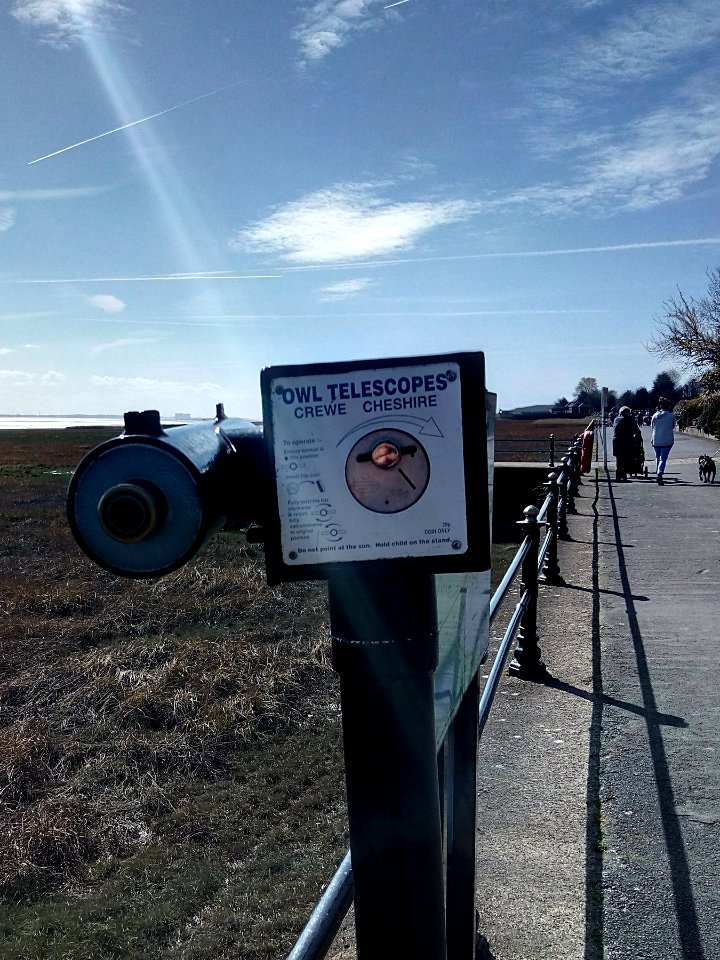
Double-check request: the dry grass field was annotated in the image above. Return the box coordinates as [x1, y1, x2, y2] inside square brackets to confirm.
[0, 429, 347, 960]
[494, 417, 587, 461]
[0, 419, 582, 959]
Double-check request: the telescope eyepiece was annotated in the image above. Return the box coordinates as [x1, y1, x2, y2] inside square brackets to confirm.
[67, 413, 264, 578]
[97, 482, 165, 544]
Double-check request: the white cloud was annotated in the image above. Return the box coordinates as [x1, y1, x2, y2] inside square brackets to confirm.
[294, 0, 389, 62]
[40, 370, 67, 384]
[519, 89, 720, 213]
[528, 0, 720, 178]
[0, 368, 65, 384]
[0, 348, 14, 356]
[0, 187, 108, 201]
[10, 0, 124, 44]
[396, 157, 437, 182]
[91, 375, 222, 395]
[320, 277, 374, 300]
[0, 311, 58, 322]
[89, 336, 161, 356]
[232, 183, 475, 263]
[0, 273, 279, 285]
[566, 0, 610, 8]
[586, 100, 720, 209]
[0, 209, 16, 232]
[24, 344, 41, 349]
[87, 294, 126, 313]
[562, 0, 720, 87]
[0, 369, 33, 383]
[0, 366, 67, 387]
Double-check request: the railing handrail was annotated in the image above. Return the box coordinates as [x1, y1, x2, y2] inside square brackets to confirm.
[488, 534, 531, 622]
[286, 439, 584, 960]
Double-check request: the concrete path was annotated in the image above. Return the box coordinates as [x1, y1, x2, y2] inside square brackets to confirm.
[472, 426, 719, 960]
[596, 426, 720, 960]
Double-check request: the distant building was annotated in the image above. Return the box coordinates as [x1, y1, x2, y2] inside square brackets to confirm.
[173, 412, 192, 420]
[499, 404, 555, 419]
[549, 399, 589, 417]
[500, 400, 590, 419]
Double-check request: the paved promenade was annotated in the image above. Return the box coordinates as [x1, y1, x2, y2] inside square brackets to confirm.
[473, 426, 719, 960]
[596, 426, 719, 960]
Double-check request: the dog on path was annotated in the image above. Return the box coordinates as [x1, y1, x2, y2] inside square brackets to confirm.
[698, 455, 716, 483]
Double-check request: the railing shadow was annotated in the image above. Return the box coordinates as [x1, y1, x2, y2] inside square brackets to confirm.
[584, 470, 604, 960]
[603, 475, 706, 960]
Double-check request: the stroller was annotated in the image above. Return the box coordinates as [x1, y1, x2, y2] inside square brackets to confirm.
[623, 433, 648, 478]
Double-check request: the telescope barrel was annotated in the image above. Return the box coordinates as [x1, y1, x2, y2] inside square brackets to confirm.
[67, 407, 266, 578]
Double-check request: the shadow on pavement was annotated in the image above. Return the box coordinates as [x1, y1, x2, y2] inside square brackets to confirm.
[541, 676, 688, 730]
[541, 471, 702, 959]
[603, 476, 706, 960]
[559, 582, 648, 601]
[540, 471, 606, 960]
[583, 471, 604, 960]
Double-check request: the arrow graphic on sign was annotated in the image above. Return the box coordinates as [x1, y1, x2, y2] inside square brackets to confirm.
[336, 416, 444, 446]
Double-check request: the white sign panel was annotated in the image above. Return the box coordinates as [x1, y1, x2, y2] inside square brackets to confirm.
[268, 361, 468, 565]
[434, 570, 491, 746]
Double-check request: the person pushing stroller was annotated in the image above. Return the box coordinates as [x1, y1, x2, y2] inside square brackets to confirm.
[613, 406, 643, 481]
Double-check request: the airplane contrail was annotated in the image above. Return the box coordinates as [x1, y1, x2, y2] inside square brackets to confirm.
[28, 82, 243, 165]
[2, 238, 717, 285]
[384, 0, 411, 8]
[0, 273, 280, 284]
[276, 237, 720, 271]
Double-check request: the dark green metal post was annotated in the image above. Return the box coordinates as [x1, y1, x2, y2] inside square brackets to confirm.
[539, 472, 563, 585]
[508, 506, 547, 680]
[328, 572, 447, 960]
[562, 456, 577, 515]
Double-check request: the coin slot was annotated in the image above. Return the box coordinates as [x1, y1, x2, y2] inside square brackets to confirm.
[345, 429, 430, 514]
[356, 442, 417, 465]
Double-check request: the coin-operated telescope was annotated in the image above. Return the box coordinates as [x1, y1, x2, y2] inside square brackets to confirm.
[67, 404, 266, 578]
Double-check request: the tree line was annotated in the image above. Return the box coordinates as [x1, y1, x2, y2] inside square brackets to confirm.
[650, 267, 720, 437]
[561, 268, 720, 436]
[555, 370, 691, 418]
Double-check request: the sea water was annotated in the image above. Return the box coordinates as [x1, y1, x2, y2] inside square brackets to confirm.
[0, 416, 126, 430]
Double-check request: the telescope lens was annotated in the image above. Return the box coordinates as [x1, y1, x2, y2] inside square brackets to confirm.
[98, 483, 163, 543]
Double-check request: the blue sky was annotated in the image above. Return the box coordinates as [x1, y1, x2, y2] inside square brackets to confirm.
[1, 0, 719, 417]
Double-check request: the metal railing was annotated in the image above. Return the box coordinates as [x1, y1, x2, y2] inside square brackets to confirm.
[494, 433, 556, 465]
[287, 433, 586, 960]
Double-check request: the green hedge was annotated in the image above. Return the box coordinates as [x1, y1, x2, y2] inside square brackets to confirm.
[677, 394, 720, 437]
[676, 397, 705, 429]
[695, 393, 720, 438]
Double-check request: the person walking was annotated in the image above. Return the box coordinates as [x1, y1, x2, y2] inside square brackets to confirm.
[613, 406, 642, 481]
[650, 397, 677, 485]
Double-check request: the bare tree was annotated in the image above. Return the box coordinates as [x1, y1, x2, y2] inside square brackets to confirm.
[649, 268, 720, 369]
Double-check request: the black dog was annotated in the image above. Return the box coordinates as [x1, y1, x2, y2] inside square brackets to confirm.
[698, 455, 716, 483]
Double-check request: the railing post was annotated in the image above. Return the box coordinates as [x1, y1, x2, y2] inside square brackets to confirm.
[539, 472, 563, 585]
[548, 433, 555, 468]
[508, 506, 547, 680]
[561, 456, 577, 515]
[568, 437, 580, 497]
[571, 437, 583, 486]
[558, 463, 570, 540]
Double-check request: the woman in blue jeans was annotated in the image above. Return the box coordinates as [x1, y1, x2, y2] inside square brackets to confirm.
[650, 397, 677, 485]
